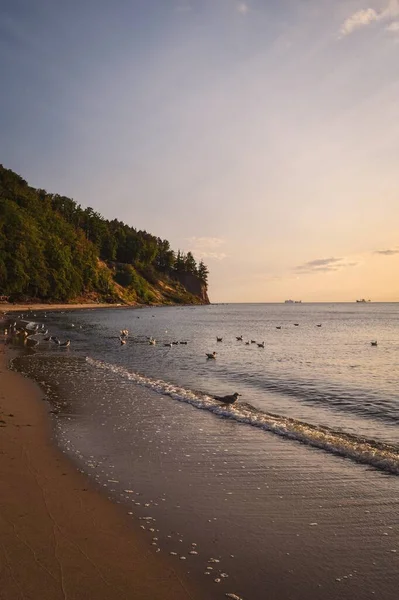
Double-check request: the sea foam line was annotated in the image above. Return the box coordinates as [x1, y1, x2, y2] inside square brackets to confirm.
[86, 357, 399, 475]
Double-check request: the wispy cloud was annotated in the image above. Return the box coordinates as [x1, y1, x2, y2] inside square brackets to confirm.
[339, 0, 399, 36]
[386, 20, 399, 31]
[340, 8, 379, 36]
[237, 2, 249, 15]
[294, 257, 358, 274]
[185, 237, 228, 260]
[374, 247, 399, 255]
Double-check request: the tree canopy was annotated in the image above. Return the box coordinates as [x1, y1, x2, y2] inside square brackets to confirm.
[0, 165, 209, 304]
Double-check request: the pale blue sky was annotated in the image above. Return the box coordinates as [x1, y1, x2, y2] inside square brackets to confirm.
[1, 0, 399, 301]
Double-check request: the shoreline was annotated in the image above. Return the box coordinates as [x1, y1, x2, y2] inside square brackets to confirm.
[0, 341, 202, 600]
[1, 302, 136, 313]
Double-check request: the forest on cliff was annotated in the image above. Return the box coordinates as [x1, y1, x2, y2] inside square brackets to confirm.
[0, 165, 209, 305]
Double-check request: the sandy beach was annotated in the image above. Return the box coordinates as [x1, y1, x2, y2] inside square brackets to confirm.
[1, 302, 132, 313]
[0, 341, 201, 600]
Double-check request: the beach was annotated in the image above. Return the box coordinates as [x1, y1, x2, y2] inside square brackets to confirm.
[1, 302, 131, 313]
[2, 304, 399, 600]
[0, 341, 201, 600]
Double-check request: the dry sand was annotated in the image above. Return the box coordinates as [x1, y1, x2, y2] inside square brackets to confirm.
[1, 302, 131, 313]
[0, 342, 200, 600]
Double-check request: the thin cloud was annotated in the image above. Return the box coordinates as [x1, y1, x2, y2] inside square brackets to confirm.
[386, 20, 399, 31]
[186, 236, 225, 248]
[198, 251, 228, 260]
[340, 8, 379, 36]
[294, 257, 358, 274]
[339, 0, 399, 36]
[185, 237, 227, 261]
[237, 3, 249, 15]
[374, 248, 399, 255]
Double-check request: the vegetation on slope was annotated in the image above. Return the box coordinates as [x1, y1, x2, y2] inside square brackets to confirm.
[0, 165, 209, 305]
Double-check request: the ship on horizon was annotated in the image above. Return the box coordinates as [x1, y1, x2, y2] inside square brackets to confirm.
[284, 299, 302, 304]
[356, 299, 371, 303]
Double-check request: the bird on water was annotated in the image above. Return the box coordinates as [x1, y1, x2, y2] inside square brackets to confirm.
[206, 351, 217, 359]
[213, 392, 241, 405]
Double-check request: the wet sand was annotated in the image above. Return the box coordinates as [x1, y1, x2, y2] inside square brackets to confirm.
[0, 342, 201, 600]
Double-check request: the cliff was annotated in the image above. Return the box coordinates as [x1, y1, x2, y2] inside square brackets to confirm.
[174, 272, 210, 304]
[0, 165, 209, 306]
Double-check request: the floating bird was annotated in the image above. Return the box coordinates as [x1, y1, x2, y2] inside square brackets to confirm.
[119, 337, 127, 345]
[236, 335, 243, 341]
[164, 343, 172, 347]
[257, 342, 265, 348]
[43, 336, 51, 341]
[149, 338, 156, 345]
[216, 337, 223, 342]
[179, 341, 188, 345]
[276, 326, 281, 330]
[371, 341, 378, 346]
[51, 336, 61, 345]
[172, 341, 179, 345]
[294, 323, 299, 326]
[251, 340, 256, 344]
[206, 352, 217, 359]
[213, 392, 241, 405]
[316, 324, 322, 327]
[120, 329, 129, 337]
[245, 341, 250, 345]
[60, 340, 70, 347]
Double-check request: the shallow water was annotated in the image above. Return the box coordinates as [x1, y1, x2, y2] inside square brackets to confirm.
[8, 303, 399, 599]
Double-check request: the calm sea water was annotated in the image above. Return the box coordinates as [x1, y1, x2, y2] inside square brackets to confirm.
[8, 303, 399, 600]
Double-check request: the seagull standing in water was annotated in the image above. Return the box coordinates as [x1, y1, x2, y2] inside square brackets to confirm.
[213, 392, 241, 405]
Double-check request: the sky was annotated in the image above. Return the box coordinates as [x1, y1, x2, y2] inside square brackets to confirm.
[1, 0, 399, 302]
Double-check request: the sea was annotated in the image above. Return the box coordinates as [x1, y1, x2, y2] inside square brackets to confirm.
[7, 303, 399, 600]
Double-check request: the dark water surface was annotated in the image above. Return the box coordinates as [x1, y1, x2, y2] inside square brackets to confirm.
[8, 303, 399, 599]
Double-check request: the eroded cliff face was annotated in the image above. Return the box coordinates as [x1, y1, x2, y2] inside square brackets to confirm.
[174, 272, 210, 304]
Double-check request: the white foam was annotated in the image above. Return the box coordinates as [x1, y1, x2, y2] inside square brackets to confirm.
[85, 357, 399, 475]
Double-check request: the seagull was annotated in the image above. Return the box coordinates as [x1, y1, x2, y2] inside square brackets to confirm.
[213, 392, 241, 405]
[316, 324, 322, 327]
[276, 326, 281, 330]
[216, 337, 223, 342]
[206, 352, 217, 359]
[236, 335, 243, 341]
[251, 340, 256, 344]
[149, 338, 156, 345]
[245, 341, 250, 345]
[294, 323, 299, 326]
[371, 341, 378, 346]
[164, 343, 173, 347]
[179, 341, 188, 345]
[51, 336, 61, 345]
[60, 340, 70, 347]
[257, 342, 265, 348]
[119, 337, 127, 345]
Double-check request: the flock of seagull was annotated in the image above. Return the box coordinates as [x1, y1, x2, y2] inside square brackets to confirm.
[3, 319, 71, 348]
[2, 315, 379, 407]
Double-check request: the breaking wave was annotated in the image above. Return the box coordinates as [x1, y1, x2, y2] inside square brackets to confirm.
[86, 357, 399, 475]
